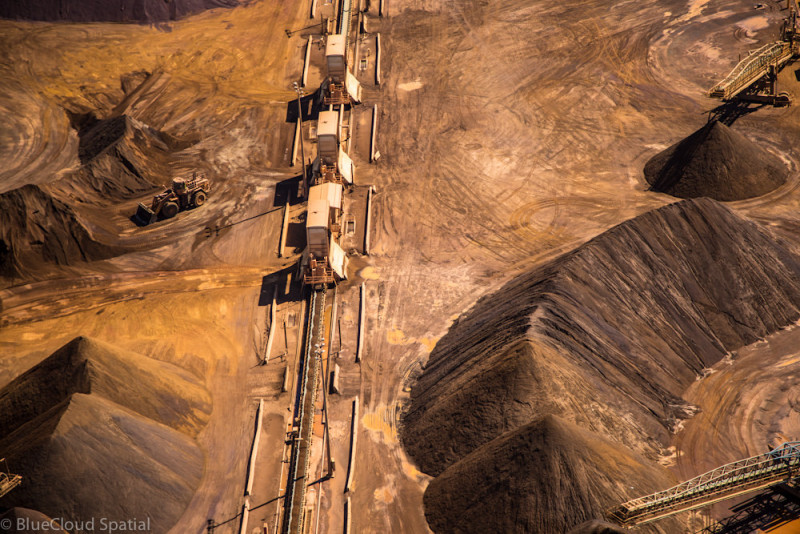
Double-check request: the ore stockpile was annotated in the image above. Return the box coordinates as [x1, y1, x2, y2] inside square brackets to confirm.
[644, 120, 788, 201]
[402, 199, 800, 532]
[2, 0, 800, 533]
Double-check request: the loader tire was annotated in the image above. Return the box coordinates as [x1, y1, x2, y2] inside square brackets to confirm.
[192, 190, 207, 208]
[161, 201, 179, 219]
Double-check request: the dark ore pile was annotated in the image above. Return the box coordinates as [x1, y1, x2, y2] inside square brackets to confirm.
[0, 0, 239, 23]
[0, 115, 179, 280]
[402, 198, 800, 532]
[644, 121, 788, 201]
[424, 416, 679, 533]
[0, 184, 124, 279]
[69, 114, 169, 200]
[0, 337, 210, 533]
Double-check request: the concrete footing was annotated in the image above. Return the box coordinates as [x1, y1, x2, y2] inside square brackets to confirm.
[279, 202, 290, 258]
[364, 185, 374, 256]
[283, 366, 291, 393]
[265, 285, 277, 364]
[356, 283, 365, 363]
[375, 33, 382, 86]
[369, 105, 378, 162]
[292, 120, 301, 166]
[302, 36, 313, 87]
[344, 396, 359, 493]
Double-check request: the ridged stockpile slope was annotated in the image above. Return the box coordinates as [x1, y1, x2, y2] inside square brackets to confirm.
[644, 121, 787, 201]
[0, 337, 211, 532]
[0, 184, 123, 278]
[0, 0, 238, 23]
[0, 336, 211, 437]
[65, 114, 171, 199]
[424, 416, 680, 534]
[402, 198, 800, 532]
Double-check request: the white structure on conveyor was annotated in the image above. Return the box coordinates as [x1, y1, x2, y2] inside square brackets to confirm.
[324, 34, 362, 105]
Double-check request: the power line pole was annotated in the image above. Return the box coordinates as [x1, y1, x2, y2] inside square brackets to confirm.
[293, 82, 309, 199]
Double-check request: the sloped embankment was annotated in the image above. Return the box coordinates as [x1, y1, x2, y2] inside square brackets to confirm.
[644, 121, 787, 201]
[67, 114, 172, 200]
[0, 337, 211, 533]
[402, 198, 800, 532]
[0, 115, 178, 279]
[424, 416, 678, 533]
[0, 184, 124, 279]
[0, 0, 239, 23]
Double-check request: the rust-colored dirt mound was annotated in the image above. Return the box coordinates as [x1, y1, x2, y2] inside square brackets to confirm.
[0, 0, 239, 23]
[65, 114, 170, 200]
[402, 340, 598, 477]
[403, 199, 800, 479]
[424, 416, 679, 534]
[0, 393, 203, 534]
[0, 184, 123, 279]
[644, 121, 787, 201]
[0, 336, 211, 438]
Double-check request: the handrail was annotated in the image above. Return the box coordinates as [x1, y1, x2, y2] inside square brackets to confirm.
[607, 442, 800, 526]
[709, 41, 793, 100]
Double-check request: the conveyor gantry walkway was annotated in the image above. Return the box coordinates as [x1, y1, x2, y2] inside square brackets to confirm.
[0, 471, 21, 499]
[708, 41, 795, 101]
[607, 442, 800, 527]
[281, 288, 327, 534]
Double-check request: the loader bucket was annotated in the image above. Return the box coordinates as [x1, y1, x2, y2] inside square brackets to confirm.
[135, 203, 157, 225]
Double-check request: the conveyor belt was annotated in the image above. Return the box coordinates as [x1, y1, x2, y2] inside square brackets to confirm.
[281, 287, 327, 534]
[607, 442, 800, 526]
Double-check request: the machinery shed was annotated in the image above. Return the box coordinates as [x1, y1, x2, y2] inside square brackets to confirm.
[318, 110, 340, 157]
[326, 34, 347, 82]
[309, 182, 342, 211]
[306, 196, 330, 259]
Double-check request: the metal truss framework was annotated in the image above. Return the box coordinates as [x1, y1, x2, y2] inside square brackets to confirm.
[607, 442, 800, 526]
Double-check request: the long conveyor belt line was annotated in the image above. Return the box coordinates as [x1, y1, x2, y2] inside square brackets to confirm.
[338, 0, 353, 47]
[282, 287, 327, 534]
[607, 442, 800, 526]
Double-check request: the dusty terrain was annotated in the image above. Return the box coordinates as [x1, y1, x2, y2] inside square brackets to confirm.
[0, 0, 799, 533]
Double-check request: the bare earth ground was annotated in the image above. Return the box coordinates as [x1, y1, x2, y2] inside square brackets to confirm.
[1, 0, 800, 533]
